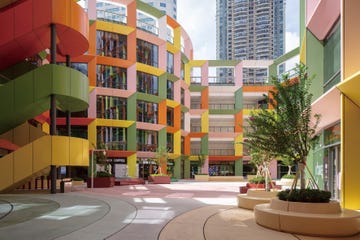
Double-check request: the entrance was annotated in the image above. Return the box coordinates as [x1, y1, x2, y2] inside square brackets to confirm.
[324, 145, 341, 200]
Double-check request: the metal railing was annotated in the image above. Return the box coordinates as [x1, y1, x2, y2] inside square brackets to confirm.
[137, 20, 159, 35]
[208, 76, 235, 86]
[209, 126, 235, 132]
[96, 10, 127, 25]
[208, 103, 235, 110]
[208, 149, 235, 156]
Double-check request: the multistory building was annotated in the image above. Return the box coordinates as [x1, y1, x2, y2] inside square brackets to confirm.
[142, 0, 177, 19]
[216, 0, 285, 61]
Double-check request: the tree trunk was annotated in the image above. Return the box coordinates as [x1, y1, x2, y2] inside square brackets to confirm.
[287, 165, 292, 175]
[298, 162, 306, 189]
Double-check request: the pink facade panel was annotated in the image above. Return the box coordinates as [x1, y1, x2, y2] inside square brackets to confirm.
[307, 0, 340, 40]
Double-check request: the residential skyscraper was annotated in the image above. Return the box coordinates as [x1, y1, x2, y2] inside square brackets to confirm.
[216, 0, 285, 61]
[142, 0, 177, 19]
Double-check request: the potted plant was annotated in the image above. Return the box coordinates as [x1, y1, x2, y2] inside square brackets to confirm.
[148, 146, 171, 184]
[194, 154, 209, 181]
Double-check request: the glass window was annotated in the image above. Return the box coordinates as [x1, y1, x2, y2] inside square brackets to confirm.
[137, 39, 158, 67]
[167, 107, 174, 126]
[160, 2, 166, 7]
[137, 129, 158, 151]
[96, 0, 127, 24]
[136, 10, 159, 35]
[97, 65, 127, 89]
[137, 71, 158, 95]
[324, 24, 340, 92]
[181, 88, 185, 105]
[137, 101, 158, 124]
[97, 96, 127, 120]
[96, 30, 127, 59]
[97, 126, 127, 150]
[167, 51, 174, 74]
[167, 133, 173, 153]
[167, 80, 174, 100]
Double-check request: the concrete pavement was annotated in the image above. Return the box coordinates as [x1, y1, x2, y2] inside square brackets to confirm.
[0, 181, 359, 240]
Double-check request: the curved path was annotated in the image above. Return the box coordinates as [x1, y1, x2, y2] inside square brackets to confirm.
[0, 182, 358, 240]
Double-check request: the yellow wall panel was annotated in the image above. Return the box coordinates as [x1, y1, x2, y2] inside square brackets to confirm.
[51, 136, 69, 166]
[342, 96, 360, 210]
[13, 145, 33, 183]
[96, 20, 135, 35]
[33, 136, 51, 172]
[136, 63, 165, 76]
[166, 99, 179, 108]
[70, 138, 88, 166]
[13, 122, 29, 147]
[201, 111, 209, 132]
[173, 130, 181, 155]
[88, 121, 97, 149]
[127, 154, 137, 177]
[0, 154, 14, 191]
[235, 134, 243, 156]
[189, 60, 206, 67]
[166, 42, 179, 54]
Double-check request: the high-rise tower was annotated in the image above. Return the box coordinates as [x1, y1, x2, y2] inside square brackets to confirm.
[216, 0, 285, 61]
[142, 0, 177, 19]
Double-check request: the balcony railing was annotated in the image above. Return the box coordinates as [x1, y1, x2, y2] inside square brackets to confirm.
[190, 148, 201, 155]
[190, 76, 201, 85]
[97, 110, 126, 120]
[137, 20, 159, 35]
[208, 76, 235, 86]
[105, 141, 127, 150]
[209, 103, 235, 110]
[191, 103, 202, 109]
[278, 67, 298, 82]
[191, 126, 201, 132]
[97, 10, 127, 25]
[209, 126, 235, 132]
[137, 143, 157, 152]
[243, 79, 268, 85]
[208, 149, 235, 156]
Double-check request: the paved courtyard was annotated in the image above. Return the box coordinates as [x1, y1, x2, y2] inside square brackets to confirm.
[0, 181, 358, 240]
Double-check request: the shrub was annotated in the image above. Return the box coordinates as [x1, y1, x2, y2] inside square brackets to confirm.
[281, 174, 295, 179]
[150, 173, 170, 177]
[96, 171, 113, 177]
[277, 189, 331, 203]
[249, 176, 271, 184]
[72, 177, 83, 181]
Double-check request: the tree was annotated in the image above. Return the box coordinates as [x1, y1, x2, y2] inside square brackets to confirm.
[197, 154, 206, 174]
[154, 146, 168, 175]
[246, 63, 320, 189]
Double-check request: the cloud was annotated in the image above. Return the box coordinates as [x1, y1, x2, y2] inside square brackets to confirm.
[285, 31, 300, 52]
[177, 0, 216, 60]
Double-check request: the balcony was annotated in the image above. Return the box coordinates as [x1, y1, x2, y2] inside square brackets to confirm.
[208, 149, 235, 156]
[208, 76, 235, 86]
[191, 126, 201, 132]
[209, 126, 235, 133]
[137, 143, 157, 152]
[190, 148, 201, 155]
[190, 76, 201, 85]
[137, 20, 159, 36]
[209, 103, 235, 110]
[105, 141, 127, 150]
[97, 10, 127, 25]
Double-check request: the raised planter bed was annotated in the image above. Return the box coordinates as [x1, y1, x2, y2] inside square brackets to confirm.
[115, 178, 145, 186]
[237, 189, 278, 210]
[87, 177, 115, 188]
[148, 175, 171, 184]
[194, 174, 209, 181]
[254, 198, 360, 237]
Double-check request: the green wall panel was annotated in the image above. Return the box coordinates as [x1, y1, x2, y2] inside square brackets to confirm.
[235, 159, 243, 176]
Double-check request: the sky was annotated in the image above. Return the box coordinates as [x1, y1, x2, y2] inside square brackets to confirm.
[177, 0, 300, 60]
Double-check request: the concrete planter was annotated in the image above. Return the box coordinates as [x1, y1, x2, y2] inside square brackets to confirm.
[194, 174, 209, 181]
[254, 198, 360, 237]
[87, 177, 115, 188]
[148, 175, 171, 184]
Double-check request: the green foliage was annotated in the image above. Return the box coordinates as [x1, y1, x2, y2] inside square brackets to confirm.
[71, 177, 84, 181]
[277, 189, 331, 203]
[96, 171, 113, 177]
[249, 176, 271, 184]
[281, 174, 295, 179]
[150, 173, 170, 177]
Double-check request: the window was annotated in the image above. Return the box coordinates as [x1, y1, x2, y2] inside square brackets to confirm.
[167, 51, 174, 73]
[137, 101, 158, 124]
[96, 1, 127, 24]
[97, 126, 127, 150]
[167, 107, 174, 126]
[181, 88, 185, 105]
[324, 23, 340, 92]
[96, 31, 127, 59]
[167, 133, 173, 153]
[167, 80, 174, 100]
[137, 129, 158, 151]
[160, 2, 166, 7]
[97, 65, 127, 89]
[137, 39, 158, 67]
[96, 96, 127, 120]
[136, 10, 159, 35]
[137, 71, 158, 95]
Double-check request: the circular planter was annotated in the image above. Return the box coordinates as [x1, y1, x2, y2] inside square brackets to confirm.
[254, 198, 360, 237]
[237, 189, 279, 210]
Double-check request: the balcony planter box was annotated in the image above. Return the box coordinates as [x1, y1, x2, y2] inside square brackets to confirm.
[87, 177, 115, 188]
[148, 175, 171, 184]
[194, 174, 209, 181]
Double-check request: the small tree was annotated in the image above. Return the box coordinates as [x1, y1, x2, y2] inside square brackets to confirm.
[246, 63, 320, 189]
[154, 146, 168, 175]
[197, 154, 206, 174]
